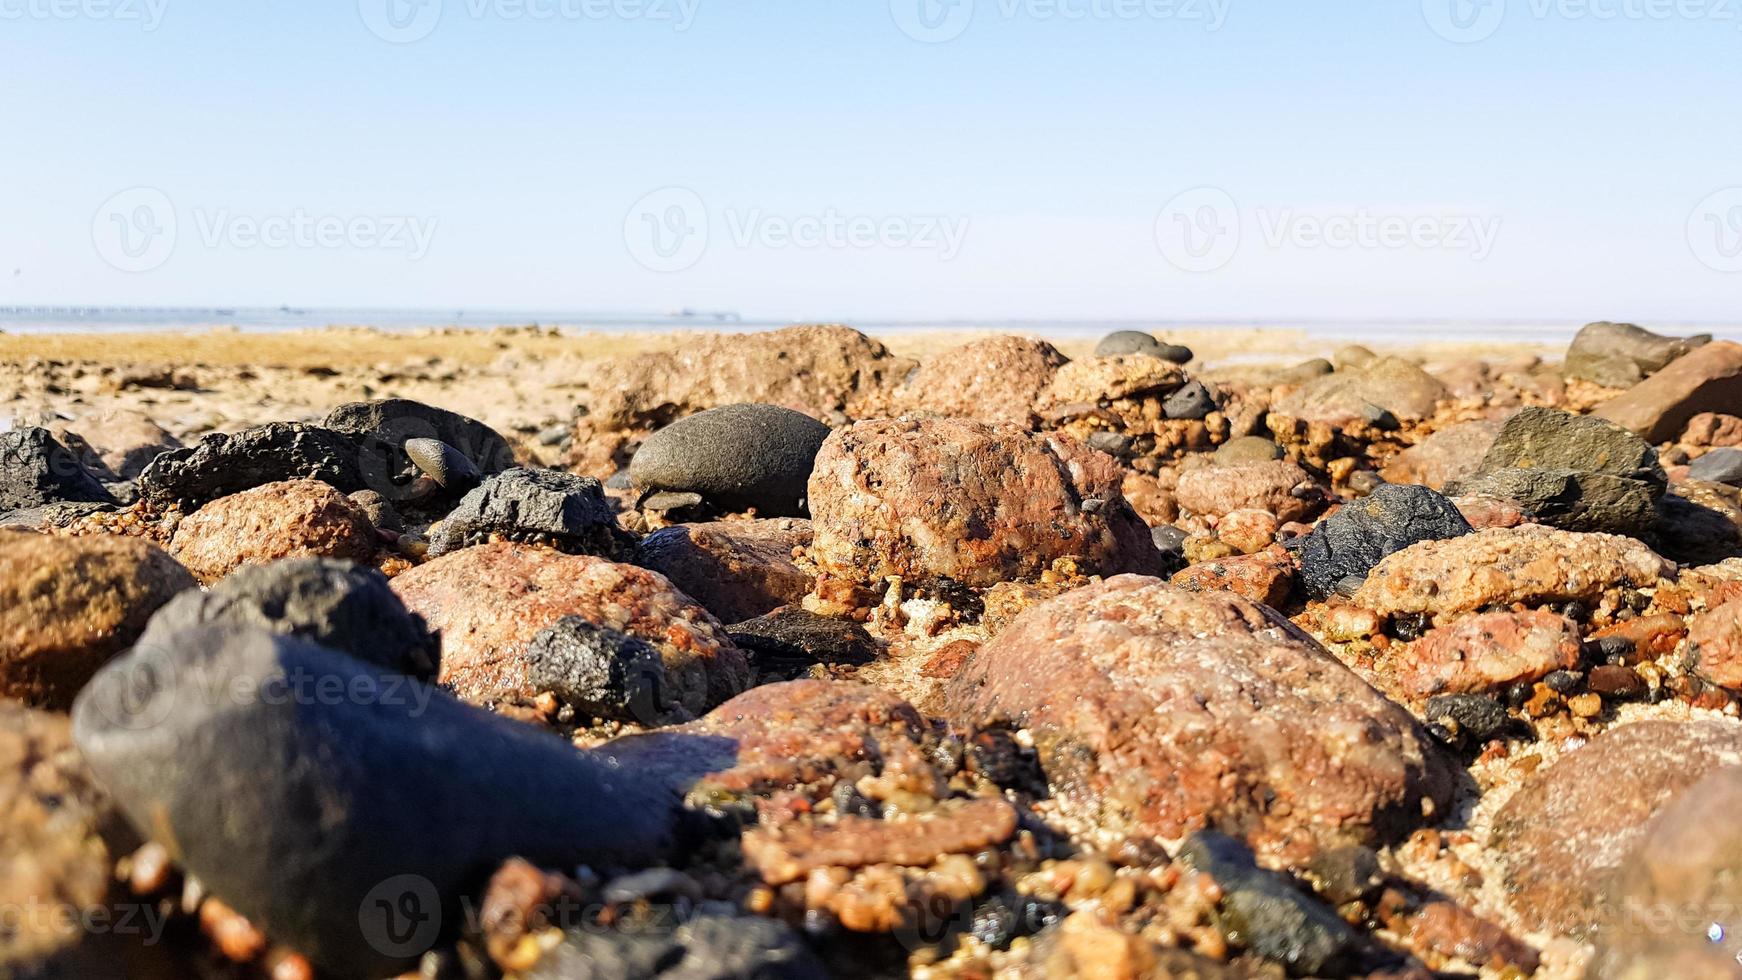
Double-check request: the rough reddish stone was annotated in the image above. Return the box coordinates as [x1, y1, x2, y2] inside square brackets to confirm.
[1353, 525, 1672, 623]
[1175, 460, 1320, 522]
[1395, 609, 1582, 698]
[1596, 341, 1742, 444]
[806, 417, 1160, 590]
[1040, 355, 1187, 405]
[1216, 508, 1280, 555]
[392, 542, 748, 717]
[1381, 419, 1504, 490]
[895, 335, 1068, 425]
[1682, 412, 1742, 449]
[947, 576, 1454, 861]
[742, 797, 1017, 885]
[1450, 494, 1529, 529]
[1170, 545, 1297, 607]
[1491, 719, 1742, 936]
[168, 479, 376, 583]
[0, 532, 194, 707]
[636, 519, 814, 625]
[1272, 357, 1448, 424]
[1687, 598, 1742, 691]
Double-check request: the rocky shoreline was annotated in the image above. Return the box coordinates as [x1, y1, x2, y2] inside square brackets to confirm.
[5, 321, 1742, 978]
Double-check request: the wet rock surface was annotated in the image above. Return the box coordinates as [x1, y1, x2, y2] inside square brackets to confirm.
[392, 542, 749, 717]
[806, 417, 1161, 590]
[428, 466, 634, 558]
[1287, 483, 1472, 601]
[630, 404, 831, 518]
[168, 478, 377, 583]
[0, 427, 116, 514]
[72, 626, 685, 977]
[948, 576, 1454, 860]
[0, 532, 194, 707]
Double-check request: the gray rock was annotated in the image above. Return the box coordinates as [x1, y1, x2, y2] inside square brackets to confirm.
[1094, 330, 1191, 363]
[428, 468, 634, 559]
[0, 428, 116, 513]
[726, 608, 878, 673]
[1689, 448, 1742, 486]
[1214, 436, 1285, 466]
[1286, 483, 1473, 600]
[71, 626, 684, 977]
[1162, 380, 1216, 421]
[1179, 832, 1363, 977]
[1478, 407, 1665, 484]
[1457, 468, 1662, 537]
[1424, 694, 1513, 746]
[135, 558, 439, 680]
[403, 438, 482, 490]
[1565, 321, 1710, 389]
[630, 404, 830, 518]
[526, 913, 824, 980]
[524, 616, 675, 724]
[137, 422, 365, 511]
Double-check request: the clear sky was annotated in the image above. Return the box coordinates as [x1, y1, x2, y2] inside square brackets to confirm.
[2, 0, 1740, 324]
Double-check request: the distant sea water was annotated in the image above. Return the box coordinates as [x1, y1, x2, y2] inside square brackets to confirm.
[2, 307, 1738, 347]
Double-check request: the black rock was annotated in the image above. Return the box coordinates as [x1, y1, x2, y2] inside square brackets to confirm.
[726, 608, 878, 673]
[1162, 380, 1217, 421]
[1689, 448, 1742, 486]
[629, 404, 830, 518]
[1564, 321, 1710, 389]
[324, 399, 515, 507]
[134, 558, 439, 680]
[137, 422, 365, 511]
[428, 468, 634, 559]
[1093, 330, 1192, 364]
[1423, 694, 1512, 744]
[0, 427, 117, 513]
[403, 438, 482, 491]
[524, 616, 676, 725]
[526, 913, 824, 980]
[72, 627, 684, 977]
[1307, 846, 1383, 905]
[1286, 483, 1473, 601]
[1178, 832, 1364, 977]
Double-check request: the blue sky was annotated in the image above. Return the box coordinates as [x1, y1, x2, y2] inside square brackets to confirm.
[2, 0, 1739, 323]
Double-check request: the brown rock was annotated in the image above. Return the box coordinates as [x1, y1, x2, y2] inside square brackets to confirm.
[52, 409, 183, 480]
[1395, 609, 1582, 698]
[806, 417, 1160, 591]
[1687, 598, 1742, 691]
[896, 335, 1067, 425]
[1175, 460, 1320, 522]
[636, 519, 814, 625]
[1040, 355, 1186, 405]
[1450, 494, 1529, 529]
[1380, 419, 1503, 490]
[742, 797, 1017, 885]
[168, 479, 376, 584]
[1216, 508, 1280, 554]
[1596, 341, 1742, 444]
[392, 542, 749, 716]
[1272, 357, 1448, 424]
[0, 532, 194, 707]
[1170, 545, 1297, 607]
[947, 576, 1453, 860]
[1491, 719, 1742, 936]
[1682, 411, 1742, 449]
[1353, 525, 1672, 623]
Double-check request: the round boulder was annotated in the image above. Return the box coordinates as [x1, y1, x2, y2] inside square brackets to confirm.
[630, 404, 831, 518]
[168, 479, 377, 584]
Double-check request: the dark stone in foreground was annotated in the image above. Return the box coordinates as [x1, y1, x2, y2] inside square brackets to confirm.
[428, 467, 634, 558]
[138, 422, 365, 510]
[630, 404, 831, 518]
[1179, 832, 1364, 977]
[525, 616, 674, 724]
[0, 427, 116, 513]
[72, 627, 684, 977]
[526, 913, 824, 980]
[1287, 483, 1472, 600]
[135, 557, 439, 680]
